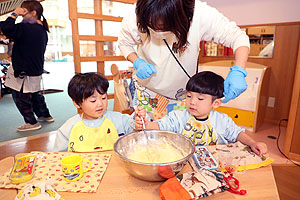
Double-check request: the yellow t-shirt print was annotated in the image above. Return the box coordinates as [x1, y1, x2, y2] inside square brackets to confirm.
[68, 116, 118, 152]
[182, 117, 218, 146]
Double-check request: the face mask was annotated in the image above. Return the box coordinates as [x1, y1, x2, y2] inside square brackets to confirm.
[149, 28, 172, 40]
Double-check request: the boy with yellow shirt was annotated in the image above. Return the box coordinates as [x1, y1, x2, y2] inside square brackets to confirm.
[53, 72, 135, 152]
[136, 71, 267, 156]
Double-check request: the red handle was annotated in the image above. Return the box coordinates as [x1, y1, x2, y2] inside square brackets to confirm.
[227, 188, 247, 195]
[224, 175, 247, 195]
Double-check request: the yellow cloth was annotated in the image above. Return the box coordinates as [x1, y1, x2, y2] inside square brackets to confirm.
[182, 116, 219, 146]
[0, 152, 111, 193]
[68, 116, 118, 152]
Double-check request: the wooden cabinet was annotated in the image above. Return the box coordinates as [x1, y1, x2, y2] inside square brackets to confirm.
[284, 40, 300, 162]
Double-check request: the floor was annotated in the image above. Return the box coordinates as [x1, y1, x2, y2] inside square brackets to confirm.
[0, 61, 115, 142]
[247, 122, 290, 165]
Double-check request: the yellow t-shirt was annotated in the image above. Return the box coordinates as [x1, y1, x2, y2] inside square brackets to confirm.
[68, 116, 118, 152]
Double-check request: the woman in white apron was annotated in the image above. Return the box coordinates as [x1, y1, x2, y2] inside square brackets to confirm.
[118, 0, 249, 121]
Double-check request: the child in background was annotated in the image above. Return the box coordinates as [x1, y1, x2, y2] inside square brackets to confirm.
[136, 71, 267, 156]
[53, 72, 135, 152]
[0, 1, 53, 132]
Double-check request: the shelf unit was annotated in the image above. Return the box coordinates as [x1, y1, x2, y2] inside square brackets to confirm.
[247, 26, 275, 56]
[202, 26, 275, 57]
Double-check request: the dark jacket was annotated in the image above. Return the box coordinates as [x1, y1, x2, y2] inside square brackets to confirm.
[0, 17, 48, 77]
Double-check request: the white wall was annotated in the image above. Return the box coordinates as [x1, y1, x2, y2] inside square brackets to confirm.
[203, 0, 300, 25]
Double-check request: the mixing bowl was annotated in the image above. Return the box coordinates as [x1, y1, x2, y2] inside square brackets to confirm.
[114, 130, 195, 181]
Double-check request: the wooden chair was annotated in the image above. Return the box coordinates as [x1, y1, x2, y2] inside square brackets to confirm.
[110, 64, 133, 115]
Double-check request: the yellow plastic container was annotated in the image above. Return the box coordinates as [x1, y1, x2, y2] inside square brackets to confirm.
[10, 154, 37, 184]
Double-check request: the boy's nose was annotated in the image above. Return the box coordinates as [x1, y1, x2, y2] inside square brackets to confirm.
[190, 97, 196, 104]
[97, 99, 103, 106]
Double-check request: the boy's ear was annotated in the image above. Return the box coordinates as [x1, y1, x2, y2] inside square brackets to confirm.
[212, 98, 223, 109]
[72, 100, 81, 109]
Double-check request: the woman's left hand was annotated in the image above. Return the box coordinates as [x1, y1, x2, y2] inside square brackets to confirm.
[223, 66, 248, 103]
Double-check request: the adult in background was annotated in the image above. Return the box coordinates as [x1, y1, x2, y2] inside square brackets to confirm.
[118, 0, 249, 120]
[0, 1, 54, 131]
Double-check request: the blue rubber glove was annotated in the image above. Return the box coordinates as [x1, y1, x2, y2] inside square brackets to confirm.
[223, 66, 247, 103]
[133, 58, 157, 79]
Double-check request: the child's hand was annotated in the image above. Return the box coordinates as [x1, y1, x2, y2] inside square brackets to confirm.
[134, 115, 143, 130]
[134, 106, 146, 130]
[250, 142, 268, 156]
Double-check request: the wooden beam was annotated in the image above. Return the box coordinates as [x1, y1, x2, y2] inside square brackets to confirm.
[107, 93, 114, 99]
[112, 0, 136, 4]
[79, 35, 118, 42]
[77, 13, 123, 22]
[106, 74, 131, 81]
[80, 56, 126, 62]
[68, 0, 81, 73]
[94, 0, 105, 75]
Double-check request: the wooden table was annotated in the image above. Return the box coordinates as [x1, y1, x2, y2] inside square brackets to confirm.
[0, 132, 280, 200]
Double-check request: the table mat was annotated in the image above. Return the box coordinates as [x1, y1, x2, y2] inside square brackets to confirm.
[0, 152, 111, 193]
[206, 142, 274, 171]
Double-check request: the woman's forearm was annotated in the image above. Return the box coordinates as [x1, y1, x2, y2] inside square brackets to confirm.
[234, 46, 249, 69]
[127, 52, 139, 64]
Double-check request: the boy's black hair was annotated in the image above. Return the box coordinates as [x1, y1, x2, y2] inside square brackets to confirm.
[186, 71, 224, 100]
[68, 72, 109, 105]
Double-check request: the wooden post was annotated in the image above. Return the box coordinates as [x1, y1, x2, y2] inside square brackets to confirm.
[283, 38, 300, 162]
[94, 0, 105, 75]
[68, 0, 81, 73]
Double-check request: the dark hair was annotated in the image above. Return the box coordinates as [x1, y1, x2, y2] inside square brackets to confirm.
[21, 0, 50, 32]
[186, 71, 224, 101]
[68, 72, 109, 105]
[136, 0, 195, 53]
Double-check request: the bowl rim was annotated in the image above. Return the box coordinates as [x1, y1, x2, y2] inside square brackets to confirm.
[113, 130, 196, 166]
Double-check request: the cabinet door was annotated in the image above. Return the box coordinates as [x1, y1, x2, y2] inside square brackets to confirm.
[247, 26, 275, 35]
[260, 27, 275, 35]
[247, 27, 262, 35]
[284, 40, 300, 162]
